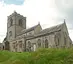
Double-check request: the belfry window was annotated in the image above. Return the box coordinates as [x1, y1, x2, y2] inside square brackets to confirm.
[10, 18, 13, 26]
[19, 19, 23, 26]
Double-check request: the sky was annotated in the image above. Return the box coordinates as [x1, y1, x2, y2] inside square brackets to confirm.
[0, 0, 73, 42]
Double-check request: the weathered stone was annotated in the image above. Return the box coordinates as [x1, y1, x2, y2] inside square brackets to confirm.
[2, 11, 72, 52]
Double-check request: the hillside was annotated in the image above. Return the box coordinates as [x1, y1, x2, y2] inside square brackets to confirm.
[0, 48, 73, 64]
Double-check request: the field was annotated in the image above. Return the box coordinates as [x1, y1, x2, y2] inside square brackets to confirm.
[0, 48, 73, 64]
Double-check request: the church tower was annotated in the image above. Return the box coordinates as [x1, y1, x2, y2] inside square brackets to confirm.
[7, 11, 26, 41]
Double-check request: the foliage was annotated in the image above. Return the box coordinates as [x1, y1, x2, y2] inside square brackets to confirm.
[0, 48, 73, 64]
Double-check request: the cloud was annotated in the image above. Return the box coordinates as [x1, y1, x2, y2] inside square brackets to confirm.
[55, 0, 73, 41]
[1, 0, 24, 5]
[55, 0, 73, 29]
[0, 0, 73, 42]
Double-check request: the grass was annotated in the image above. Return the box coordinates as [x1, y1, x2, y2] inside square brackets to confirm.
[0, 48, 73, 64]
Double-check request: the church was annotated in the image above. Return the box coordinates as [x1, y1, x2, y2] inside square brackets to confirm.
[2, 11, 72, 52]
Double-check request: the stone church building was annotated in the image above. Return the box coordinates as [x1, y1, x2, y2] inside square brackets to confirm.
[2, 11, 72, 52]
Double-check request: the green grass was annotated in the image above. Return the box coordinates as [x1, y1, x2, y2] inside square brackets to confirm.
[0, 48, 73, 64]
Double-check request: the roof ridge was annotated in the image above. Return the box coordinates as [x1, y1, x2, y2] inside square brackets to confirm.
[42, 23, 64, 31]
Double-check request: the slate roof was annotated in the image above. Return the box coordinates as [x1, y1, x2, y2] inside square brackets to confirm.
[26, 23, 64, 40]
[17, 22, 65, 40]
[24, 22, 63, 35]
[21, 24, 39, 33]
[37, 23, 64, 35]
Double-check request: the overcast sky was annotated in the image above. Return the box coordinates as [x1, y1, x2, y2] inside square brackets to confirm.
[0, 0, 73, 42]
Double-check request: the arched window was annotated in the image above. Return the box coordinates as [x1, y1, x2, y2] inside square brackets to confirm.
[3, 46, 4, 50]
[56, 37, 59, 46]
[10, 18, 13, 26]
[12, 42, 18, 52]
[19, 19, 23, 26]
[28, 41, 31, 51]
[13, 42, 16, 49]
[55, 34, 60, 47]
[37, 39, 41, 48]
[5, 41, 10, 50]
[19, 41, 22, 48]
[45, 39, 48, 48]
